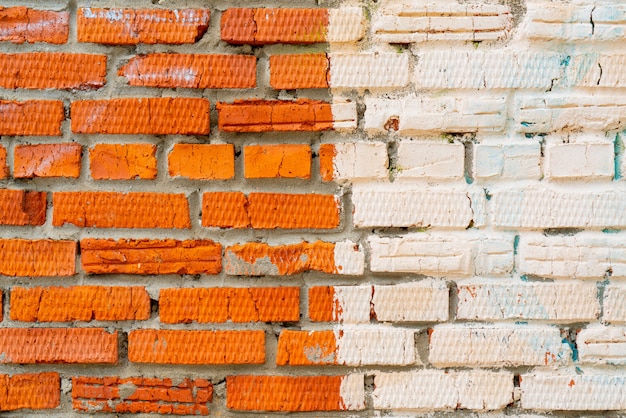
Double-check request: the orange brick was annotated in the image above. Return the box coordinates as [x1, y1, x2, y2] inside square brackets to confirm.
[224, 241, 337, 275]
[168, 144, 234, 180]
[319, 143, 337, 181]
[0, 189, 46, 225]
[78, 8, 210, 45]
[14, 143, 81, 178]
[202, 192, 250, 228]
[221, 9, 329, 45]
[72, 376, 212, 415]
[120, 54, 256, 88]
[128, 330, 265, 364]
[0, 145, 7, 179]
[0, 53, 106, 90]
[308, 286, 337, 321]
[270, 53, 329, 89]
[0, 7, 68, 44]
[71, 98, 210, 135]
[11, 286, 151, 322]
[81, 239, 221, 275]
[159, 287, 300, 323]
[244, 144, 311, 179]
[0, 328, 117, 364]
[0, 372, 60, 411]
[0, 100, 64, 136]
[217, 99, 333, 132]
[89, 144, 157, 180]
[0, 239, 76, 277]
[53, 192, 190, 229]
[226, 375, 347, 411]
[277, 330, 337, 365]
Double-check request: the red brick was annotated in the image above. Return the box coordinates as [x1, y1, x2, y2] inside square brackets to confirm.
[277, 330, 337, 365]
[120, 54, 256, 88]
[308, 286, 337, 321]
[0, 189, 46, 225]
[10, 286, 150, 322]
[78, 8, 210, 45]
[319, 143, 337, 181]
[128, 330, 265, 364]
[53, 192, 190, 229]
[14, 143, 81, 178]
[221, 9, 329, 45]
[224, 241, 337, 275]
[0, 145, 7, 179]
[226, 375, 348, 411]
[0, 100, 64, 136]
[71, 98, 210, 135]
[0, 53, 106, 89]
[217, 99, 334, 132]
[202, 192, 339, 229]
[168, 144, 234, 180]
[244, 144, 311, 179]
[72, 376, 212, 415]
[159, 287, 300, 323]
[81, 239, 221, 275]
[0, 7, 68, 44]
[90, 144, 157, 180]
[0, 239, 76, 277]
[270, 53, 329, 89]
[0, 328, 117, 364]
[0, 372, 59, 411]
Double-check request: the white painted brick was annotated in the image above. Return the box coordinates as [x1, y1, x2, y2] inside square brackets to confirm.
[492, 188, 626, 229]
[578, 326, 626, 365]
[457, 280, 599, 322]
[429, 325, 571, 367]
[352, 183, 483, 228]
[329, 53, 409, 88]
[604, 284, 626, 323]
[372, 280, 449, 322]
[329, 142, 388, 183]
[395, 140, 464, 180]
[546, 143, 614, 180]
[415, 51, 561, 90]
[339, 374, 365, 411]
[521, 373, 626, 410]
[331, 101, 357, 131]
[518, 233, 626, 279]
[365, 95, 507, 135]
[516, 93, 626, 133]
[334, 286, 372, 323]
[369, 232, 514, 277]
[473, 142, 541, 181]
[333, 240, 365, 275]
[337, 327, 416, 366]
[328, 7, 365, 43]
[564, 54, 626, 88]
[372, 2, 511, 43]
[373, 370, 513, 411]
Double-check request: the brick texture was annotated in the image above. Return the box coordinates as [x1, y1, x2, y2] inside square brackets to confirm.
[244, 144, 311, 179]
[89, 144, 157, 180]
[168, 144, 234, 180]
[14, 143, 82, 178]
[0, 189, 46, 226]
[0, 7, 69, 44]
[0, 372, 60, 411]
[270, 53, 329, 89]
[0, 100, 64, 136]
[0, 239, 75, 277]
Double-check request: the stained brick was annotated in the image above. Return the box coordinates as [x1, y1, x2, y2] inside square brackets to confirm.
[0, 7, 69, 44]
[244, 144, 311, 179]
[89, 144, 157, 180]
[128, 330, 265, 364]
[319, 142, 388, 183]
[0, 372, 60, 411]
[0, 100, 64, 136]
[270, 53, 329, 89]
[168, 144, 234, 180]
[0, 239, 75, 277]
[81, 239, 221, 275]
[53, 191, 190, 229]
[14, 143, 81, 178]
[0, 189, 46, 226]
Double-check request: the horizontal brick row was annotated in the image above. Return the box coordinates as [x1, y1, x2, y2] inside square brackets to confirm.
[0, 7, 69, 44]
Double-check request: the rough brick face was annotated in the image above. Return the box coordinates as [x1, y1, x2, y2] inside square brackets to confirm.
[0, 100, 64, 136]
[14, 143, 82, 178]
[89, 144, 157, 180]
[0, 8, 69, 44]
[244, 144, 311, 179]
[0, 189, 46, 226]
[270, 53, 329, 89]
[0, 239, 75, 277]
[0, 372, 60, 411]
[168, 144, 234, 180]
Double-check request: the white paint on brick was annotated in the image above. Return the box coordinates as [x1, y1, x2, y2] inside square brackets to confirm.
[395, 140, 464, 180]
[352, 182, 482, 228]
[368, 232, 514, 277]
[604, 284, 626, 323]
[330, 142, 388, 183]
[415, 51, 561, 90]
[564, 54, 626, 88]
[492, 187, 626, 229]
[365, 95, 507, 135]
[430, 325, 571, 367]
[333, 240, 365, 275]
[328, 7, 365, 43]
[473, 142, 541, 181]
[372, 280, 449, 322]
[339, 374, 366, 411]
[578, 326, 626, 365]
[372, 2, 511, 43]
[520, 373, 626, 410]
[373, 370, 513, 411]
[331, 102, 358, 130]
[518, 233, 626, 279]
[457, 280, 599, 322]
[336, 327, 416, 366]
[545, 143, 613, 180]
[334, 285, 372, 323]
[329, 53, 410, 88]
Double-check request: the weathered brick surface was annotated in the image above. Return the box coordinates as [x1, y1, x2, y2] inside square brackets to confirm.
[0, 372, 60, 411]
[0, 7, 68, 44]
[14, 143, 82, 178]
[319, 142, 388, 183]
[0, 146, 7, 179]
[0, 100, 64, 136]
[0, 239, 75, 277]
[270, 53, 329, 89]
[168, 144, 234, 180]
[473, 142, 541, 181]
[0, 189, 46, 226]
[244, 144, 311, 179]
[89, 144, 157, 180]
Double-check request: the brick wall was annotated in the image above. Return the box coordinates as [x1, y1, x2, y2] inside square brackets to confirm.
[0, 0, 624, 415]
